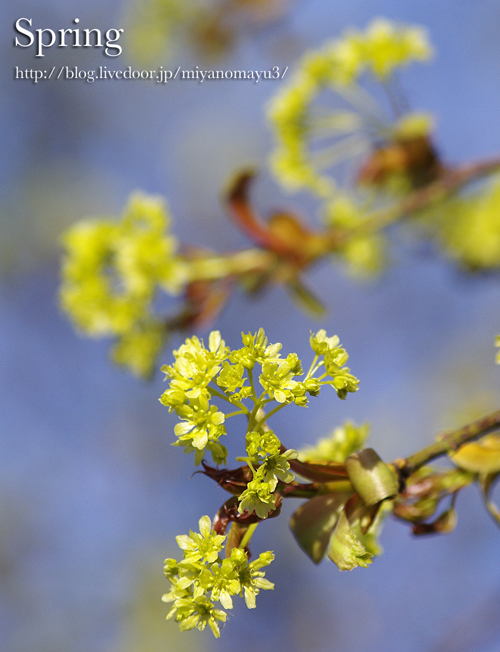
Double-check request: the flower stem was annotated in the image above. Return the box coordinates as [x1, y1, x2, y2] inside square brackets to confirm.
[254, 402, 287, 429]
[208, 386, 250, 415]
[239, 522, 258, 550]
[248, 368, 258, 402]
[305, 354, 320, 380]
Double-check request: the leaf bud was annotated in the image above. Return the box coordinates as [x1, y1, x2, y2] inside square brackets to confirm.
[345, 448, 398, 506]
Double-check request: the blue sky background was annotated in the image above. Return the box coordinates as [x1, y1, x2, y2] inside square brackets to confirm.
[2, 1, 500, 651]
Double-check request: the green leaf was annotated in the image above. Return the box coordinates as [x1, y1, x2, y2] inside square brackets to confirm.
[450, 435, 500, 474]
[345, 448, 398, 506]
[290, 493, 352, 564]
[327, 510, 373, 570]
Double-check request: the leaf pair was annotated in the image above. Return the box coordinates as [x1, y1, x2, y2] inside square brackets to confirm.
[290, 448, 398, 569]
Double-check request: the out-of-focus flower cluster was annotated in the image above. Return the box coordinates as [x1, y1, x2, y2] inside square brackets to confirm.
[323, 195, 388, 279]
[267, 19, 434, 279]
[268, 18, 433, 197]
[299, 420, 370, 464]
[163, 515, 274, 637]
[268, 17, 500, 291]
[60, 193, 187, 377]
[123, 0, 291, 65]
[431, 175, 500, 270]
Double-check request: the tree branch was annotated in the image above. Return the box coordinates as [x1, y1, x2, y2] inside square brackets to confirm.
[394, 408, 500, 481]
[337, 155, 500, 244]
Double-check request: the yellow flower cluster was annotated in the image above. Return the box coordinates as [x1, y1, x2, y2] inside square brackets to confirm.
[268, 76, 331, 196]
[60, 193, 187, 376]
[268, 18, 433, 197]
[124, 0, 194, 66]
[298, 421, 370, 464]
[324, 195, 387, 278]
[350, 18, 432, 80]
[435, 176, 500, 270]
[111, 321, 166, 378]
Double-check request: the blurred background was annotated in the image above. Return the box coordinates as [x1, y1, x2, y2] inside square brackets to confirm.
[2, 1, 500, 651]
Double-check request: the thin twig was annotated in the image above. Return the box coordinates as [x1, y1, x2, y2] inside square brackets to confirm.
[394, 408, 500, 480]
[334, 155, 500, 246]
